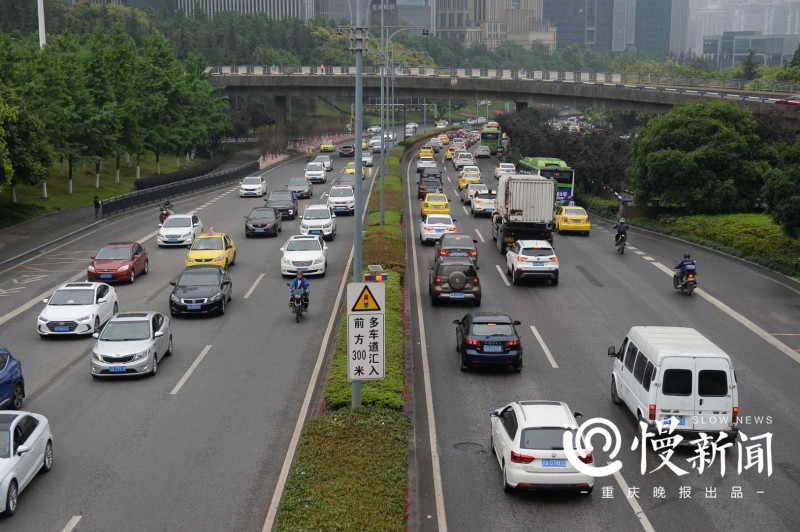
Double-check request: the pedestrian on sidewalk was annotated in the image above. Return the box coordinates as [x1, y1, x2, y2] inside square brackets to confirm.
[94, 196, 102, 219]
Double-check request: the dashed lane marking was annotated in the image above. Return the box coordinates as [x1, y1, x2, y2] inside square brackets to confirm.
[170, 345, 213, 395]
[495, 264, 511, 287]
[62, 516, 82, 532]
[243, 273, 265, 299]
[612, 467, 656, 532]
[474, 228, 485, 243]
[642, 256, 654, 261]
[530, 325, 558, 369]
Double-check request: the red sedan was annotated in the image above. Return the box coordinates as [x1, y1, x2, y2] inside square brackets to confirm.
[338, 144, 355, 157]
[87, 242, 149, 283]
[776, 94, 800, 106]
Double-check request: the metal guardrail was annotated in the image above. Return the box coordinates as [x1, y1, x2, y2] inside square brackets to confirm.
[206, 65, 800, 95]
[100, 160, 260, 218]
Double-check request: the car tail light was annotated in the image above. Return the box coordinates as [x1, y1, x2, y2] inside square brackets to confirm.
[550, 256, 559, 262]
[473, 277, 480, 285]
[578, 452, 594, 464]
[439, 249, 449, 256]
[732, 407, 739, 424]
[562, 216, 568, 222]
[447, 227, 456, 231]
[434, 276, 441, 285]
[510, 451, 535, 464]
[517, 256, 526, 262]
[505, 339, 520, 347]
[649, 404, 656, 421]
[465, 338, 481, 347]
[468, 250, 478, 256]
[424, 226, 433, 231]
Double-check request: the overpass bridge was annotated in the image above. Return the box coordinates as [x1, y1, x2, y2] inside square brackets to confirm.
[207, 65, 800, 123]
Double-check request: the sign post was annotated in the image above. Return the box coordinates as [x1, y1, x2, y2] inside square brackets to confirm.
[347, 282, 386, 408]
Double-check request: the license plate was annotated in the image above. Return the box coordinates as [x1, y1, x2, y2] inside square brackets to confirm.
[542, 459, 566, 468]
[663, 417, 686, 426]
[310, 230, 322, 235]
[53, 325, 69, 332]
[335, 207, 347, 211]
[246, 192, 255, 195]
[297, 267, 308, 272]
[109, 366, 126, 373]
[168, 238, 179, 243]
[451, 252, 467, 257]
[187, 304, 201, 310]
[434, 229, 445, 233]
[449, 292, 464, 298]
[531, 262, 544, 266]
[484, 345, 503, 353]
[433, 205, 441, 209]
[256, 229, 265, 232]
[100, 274, 113, 279]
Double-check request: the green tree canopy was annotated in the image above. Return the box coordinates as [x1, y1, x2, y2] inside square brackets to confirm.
[763, 138, 800, 236]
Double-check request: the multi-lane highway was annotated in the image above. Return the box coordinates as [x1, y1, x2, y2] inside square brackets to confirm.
[0, 147, 379, 530]
[404, 142, 800, 532]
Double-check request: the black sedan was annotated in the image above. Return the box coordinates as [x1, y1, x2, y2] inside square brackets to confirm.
[265, 190, 299, 219]
[453, 313, 522, 371]
[338, 144, 355, 157]
[169, 265, 232, 316]
[245, 206, 282, 237]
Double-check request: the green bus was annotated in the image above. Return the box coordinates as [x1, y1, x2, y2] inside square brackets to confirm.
[480, 127, 501, 154]
[516, 157, 575, 207]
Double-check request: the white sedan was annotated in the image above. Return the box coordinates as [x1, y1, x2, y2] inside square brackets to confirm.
[239, 176, 267, 197]
[361, 153, 374, 167]
[37, 282, 118, 336]
[304, 162, 327, 184]
[494, 163, 516, 179]
[0, 411, 53, 516]
[157, 214, 203, 247]
[280, 235, 328, 276]
[419, 214, 456, 244]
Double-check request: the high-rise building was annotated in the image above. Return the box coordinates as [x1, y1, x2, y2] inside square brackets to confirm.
[693, 4, 725, 54]
[702, 29, 800, 68]
[174, 0, 315, 19]
[542, 0, 587, 50]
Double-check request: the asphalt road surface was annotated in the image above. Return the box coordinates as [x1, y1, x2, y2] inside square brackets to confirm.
[404, 144, 800, 532]
[0, 147, 378, 531]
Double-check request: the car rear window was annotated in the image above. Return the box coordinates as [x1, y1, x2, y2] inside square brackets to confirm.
[420, 179, 441, 187]
[438, 264, 476, 277]
[521, 248, 553, 257]
[698, 370, 728, 396]
[476, 192, 496, 199]
[471, 323, 513, 335]
[426, 195, 447, 202]
[521, 428, 581, 450]
[270, 192, 293, 200]
[426, 216, 451, 225]
[441, 236, 474, 248]
[662, 369, 692, 396]
[565, 208, 586, 216]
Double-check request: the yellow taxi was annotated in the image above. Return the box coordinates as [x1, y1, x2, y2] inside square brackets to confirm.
[438, 134, 450, 145]
[421, 193, 450, 216]
[419, 146, 435, 158]
[457, 171, 481, 190]
[445, 146, 457, 160]
[320, 140, 335, 152]
[361, 138, 370, 150]
[185, 231, 237, 269]
[555, 206, 591, 235]
[344, 161, 356, 174]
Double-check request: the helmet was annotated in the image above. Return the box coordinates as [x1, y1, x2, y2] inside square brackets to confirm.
[619, 217, 626, 223]
[296, 271, 304, 277]
[683, 252, 691, 259]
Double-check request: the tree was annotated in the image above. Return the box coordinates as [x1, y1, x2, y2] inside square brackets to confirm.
[0, 94, 15, 194]
[740, 50, 758, 81]
[762, 138, 800, 236]
[0, 86, 53, 202]
[789, 42, 800, 69]
[627, 100, 767, 213]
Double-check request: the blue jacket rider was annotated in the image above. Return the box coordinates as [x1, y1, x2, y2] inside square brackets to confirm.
[613, 217, 628, 244]
[290, 271, 310, 308]
[675, 253, 695, 278]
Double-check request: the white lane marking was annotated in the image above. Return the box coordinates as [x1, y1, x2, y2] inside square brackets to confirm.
[612, 467, 656, 532]
[650, 261, 800, 364]
[62, 516, 82, 532]
[643, 256, 654, 261]
[404, 154, 449, 532]
[170, 345, 213, 395]
[446, 175, 451, 183]
[243, 273, 265, 299]
[263, 168, 380, 531]
[495, 264, 511, 287]
[634, 251, 645, 255]
[529, 325, 559, 369]
[474, 228, 485, 243]
[627, 246, 638, 250]
[462, 206, 470, 215]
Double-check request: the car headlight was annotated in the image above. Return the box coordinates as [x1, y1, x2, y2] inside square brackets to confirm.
[323, 222, 332, 229]
[92, 352, 103, 362]
[186, 255, 194, 262]
[117, 264, 130, 272]
[313, 257, 324, 264]
[181, 232, 191, 239]
[281, 257, 292, 265]
[209, 292, 222, 302]
[76, 314, 94, 322]
[214, 255, 224, 262]
[88, 265, 96, 272]
[38, 315, 48, 322]
[132, 349, 150, 361]
[170, 294, 180, 302]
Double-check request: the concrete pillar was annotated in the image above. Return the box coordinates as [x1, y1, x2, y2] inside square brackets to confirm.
[275, 95, 288, 127]
[515, 101, 528, 112]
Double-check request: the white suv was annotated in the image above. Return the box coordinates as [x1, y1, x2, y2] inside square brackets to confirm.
[327, 185, 355, 214]
[505, 240, 559, 286]
[490, 400, 595, 493]
[299, 204, 337, 240]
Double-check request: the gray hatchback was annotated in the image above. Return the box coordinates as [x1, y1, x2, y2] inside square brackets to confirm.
[90, 311, 173, 378]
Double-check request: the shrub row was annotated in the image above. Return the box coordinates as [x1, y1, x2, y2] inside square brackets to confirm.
[575, 193, 620, 219]
[133, 155, 225, 190]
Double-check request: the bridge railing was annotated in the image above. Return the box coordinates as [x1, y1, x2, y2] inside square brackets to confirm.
[205, 65, 800, 94]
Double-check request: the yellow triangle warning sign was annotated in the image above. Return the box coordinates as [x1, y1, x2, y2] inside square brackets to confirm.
[351, 285, 382, 312]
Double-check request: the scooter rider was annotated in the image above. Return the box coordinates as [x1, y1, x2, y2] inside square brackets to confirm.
[674, 252, 696, 287]
[613, 217, 628, 245]
[305, 147, 313, 162]
[289, 271, 310, 310]
[162, 199, 173, 211]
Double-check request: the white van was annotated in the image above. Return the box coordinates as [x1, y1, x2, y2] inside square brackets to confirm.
[607, 327, 739, 441]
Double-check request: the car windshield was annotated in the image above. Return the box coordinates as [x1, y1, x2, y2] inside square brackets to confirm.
[269, 192, 293, 201]
[438, 264, 476, 276]
[521, 428, 582, 451]
[163, 217, 192, 228]
[501, 164, 515, 170]
[315, 156, 330, 163]
[49, 289, 94, 305]
[521, 248, 554, 257]
[565, 208, 586, 216]
[472, 322, 514, 336]
[306, 163, 323, 171]
[286, 239, 321, 251]
[191, 237, 223, 251]
[249, 208, 276, 220]
[304, 208, 330, 220]
[95, 247, 130, 260]
[178, 271, 220, 286]
[242, 177, 261, 185]
[289, 178, 308, 186]
[330, 188, 353, 197]
[426, 195, 446, 202]
[346, 163, 355, 169]
[100, 320, 150, 341]
[421, 179, 441, 187]
[426, 216, 452, 225]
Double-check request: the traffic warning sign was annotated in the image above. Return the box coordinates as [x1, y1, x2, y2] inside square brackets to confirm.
[349, 284, 383, 312]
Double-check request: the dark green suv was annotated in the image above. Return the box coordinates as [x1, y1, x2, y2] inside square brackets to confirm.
[428, 257, 481, 306]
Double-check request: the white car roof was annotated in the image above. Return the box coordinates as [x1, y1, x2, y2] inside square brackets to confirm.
[419, 157, 435, 162]
[499, 163, 515, 168]
[305, 204, 330, 211]
[58, 282, 103, 291]
[468, 183, 488, 189]
[514, 401, 577, 430]
[516, 240, 554, 250]
[626, 327, 731, 362]
[424, 214, 453, 223]
[289, 234, 321, 240]
[330, 185, 354, 192]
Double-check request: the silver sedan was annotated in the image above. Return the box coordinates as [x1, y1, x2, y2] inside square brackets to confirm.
[419, 214, 457, 244]
[90, 311, 173, 378]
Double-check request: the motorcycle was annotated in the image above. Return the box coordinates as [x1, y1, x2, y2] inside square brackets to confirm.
[674, 263, 697, 295]
[158, 206, 173, 224]
[615, 233, 626, 254]
[288, 286, 308, 322]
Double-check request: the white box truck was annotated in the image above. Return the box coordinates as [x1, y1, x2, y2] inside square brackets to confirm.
[491, 175, 556, 253]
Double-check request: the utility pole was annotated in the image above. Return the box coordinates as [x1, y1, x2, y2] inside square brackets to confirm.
[379, 0, 386, 225]
[351, 0, 367, 408]
[37, 0, 46, 48]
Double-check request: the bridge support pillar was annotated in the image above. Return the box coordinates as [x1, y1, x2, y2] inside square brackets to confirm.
[275, 95, 288, 127]
[515, 101, 528, 112]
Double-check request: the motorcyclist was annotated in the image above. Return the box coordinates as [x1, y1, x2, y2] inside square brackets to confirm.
[161, 199, 173, 211]
[613, 217, 628, 245]
[289, 271, 310, 310]
[674, 252, 696, 287]
[305, 147, 313, 162]
[567, 196, 576, 206]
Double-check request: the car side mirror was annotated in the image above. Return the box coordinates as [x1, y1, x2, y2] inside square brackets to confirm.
[17, 445, 30, 456]
[332, 214, 337, 218]
[513, 320, 521, 325]
[298, 215, 303, 219]
[158, 223, 163, 227]
[90, 255, 96, 260]
[287, 283, 291, 287]
[608, 346, 617, 358]
[98, 296, 108, 303]
[170, 281, 176, 286]
[473, 239, 478, 243]
[222, 280, 231, 286]
[452, 319, 460, 325]
[154, 331, 164, 338]
[573, 411, 584, 419]
[92, 332, 100, 339]
[133, 254, 140, 260]
[452, 219, 457, 222]
[279, 247, 285, 252]
[193, 223, 199, 227]
[489, 410, 499, 418]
